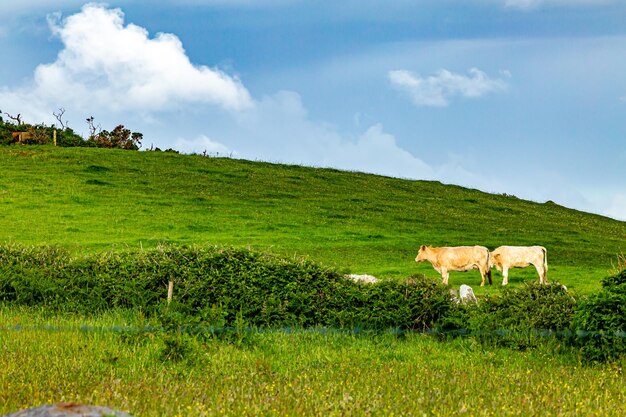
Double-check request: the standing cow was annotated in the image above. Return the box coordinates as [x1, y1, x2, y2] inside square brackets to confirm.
[415, 245, 492, 286]
[490, 245, 548, 285]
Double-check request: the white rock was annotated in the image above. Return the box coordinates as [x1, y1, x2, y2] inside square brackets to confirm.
[459, 284, 478, 304]
[346, 274, 379, 284]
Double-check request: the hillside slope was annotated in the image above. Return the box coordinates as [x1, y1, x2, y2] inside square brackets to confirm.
[0, 146, 624, 293]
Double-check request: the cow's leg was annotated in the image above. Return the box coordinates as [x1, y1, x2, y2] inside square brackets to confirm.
[535, 264, 546, 284]
[479, 266, 486, 286]
[478, 264, 492, 286]
[441, 269, 449, 285]
[502, 267, 509, 285]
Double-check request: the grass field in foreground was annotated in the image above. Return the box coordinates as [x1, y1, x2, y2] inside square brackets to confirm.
[1, 307, 625, 417]
[1, 146, 625, 294]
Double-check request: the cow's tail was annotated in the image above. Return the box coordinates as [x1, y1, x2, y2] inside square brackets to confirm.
[542, 246, 548, 283]
[486, 249, 493, 285]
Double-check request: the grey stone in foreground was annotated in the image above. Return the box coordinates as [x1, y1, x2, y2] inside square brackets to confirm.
[2, 403, 135, 417]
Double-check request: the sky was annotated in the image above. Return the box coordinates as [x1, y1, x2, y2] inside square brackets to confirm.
[1, 1, 625, 220]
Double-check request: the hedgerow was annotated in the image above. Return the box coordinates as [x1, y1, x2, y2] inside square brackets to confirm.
[0, 244, 450, 330]
[573, 268, 626, 363]
[438, 282, 577, 350]
[3, 243, 626, 363]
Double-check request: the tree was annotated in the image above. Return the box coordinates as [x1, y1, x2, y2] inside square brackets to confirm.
[89, 124, 142, 150]
[53, 108, 69, 129]
[3, 111, 22, 125]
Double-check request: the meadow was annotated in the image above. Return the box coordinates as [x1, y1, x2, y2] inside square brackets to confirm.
[1, 146, 626, 416]
[1, 146, 624, 293]
[2, 307, 626, 417]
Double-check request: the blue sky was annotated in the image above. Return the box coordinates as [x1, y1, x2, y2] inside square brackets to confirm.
[1, 1, 625, 220]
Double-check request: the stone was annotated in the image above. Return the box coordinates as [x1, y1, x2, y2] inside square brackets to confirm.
[2, 403, 135, 417]
[345, 274, 379, 284]
[459, 284, 478, 304]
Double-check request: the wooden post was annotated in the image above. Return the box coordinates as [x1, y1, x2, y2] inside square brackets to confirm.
[167, 279, 174, 304]
[53, 130, 57, 146]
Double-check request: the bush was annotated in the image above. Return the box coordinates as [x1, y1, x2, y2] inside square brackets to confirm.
[441, 282, 577, 350]
[57, 128, 88, 147]
[573, 269, 626, 363]
[0, 244, 452, 331]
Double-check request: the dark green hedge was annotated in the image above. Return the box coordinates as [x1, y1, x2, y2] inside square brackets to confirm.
[0, 244, 451, 330]
[573, 268, 626, 363]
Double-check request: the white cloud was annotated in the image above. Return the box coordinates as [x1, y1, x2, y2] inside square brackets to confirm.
[174, 135, 234, 156]
[0, 3, 252, 122]
[216, 91, 436, 180]
[389, 68, 507, 107]
[323, 124, 435, 179]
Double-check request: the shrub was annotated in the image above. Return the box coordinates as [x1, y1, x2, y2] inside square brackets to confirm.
[327, 275, 452, 330]
[0, 244, 452, 331]
[442, 282, 577, 350]
[573, 268, 626, 363]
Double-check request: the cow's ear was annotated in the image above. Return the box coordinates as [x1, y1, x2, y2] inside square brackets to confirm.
[420, 245, 426, 251]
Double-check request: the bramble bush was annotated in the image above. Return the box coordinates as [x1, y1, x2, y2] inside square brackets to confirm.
[573, 268, 626, 363]
[439, 282, 577, 350]
[0, 244, 451, 331]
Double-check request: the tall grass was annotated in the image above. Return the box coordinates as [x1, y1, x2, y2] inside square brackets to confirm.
[1, 307, 626, 417]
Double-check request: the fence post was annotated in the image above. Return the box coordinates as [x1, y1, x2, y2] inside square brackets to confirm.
[167, 278, 174, 304]
[53, 130, 57, 146]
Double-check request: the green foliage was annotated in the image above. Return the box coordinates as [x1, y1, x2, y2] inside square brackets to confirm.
[87, 124, 142, 150]
[573, 268, 626, 363]
[56, 127, 89, 147]
[0, 116, 141, 149]
[442, 282, 577, 350]
[0, 244, 451, 331]
[329, 275, 452, 330]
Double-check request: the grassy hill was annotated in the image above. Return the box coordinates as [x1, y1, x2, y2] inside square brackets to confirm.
[0, 145, 624, 294]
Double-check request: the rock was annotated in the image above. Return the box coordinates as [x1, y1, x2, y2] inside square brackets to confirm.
[2, 403, 135, 417]
[346, 274, 379, 284]
[459, 284, 478, 304]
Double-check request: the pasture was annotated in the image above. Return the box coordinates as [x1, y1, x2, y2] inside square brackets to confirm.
[2, 307, 626, 417]
[1, 146, 626, 416]
[0, 146, 624, 293]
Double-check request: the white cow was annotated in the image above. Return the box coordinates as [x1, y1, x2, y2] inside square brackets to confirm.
[415, 245, 492, 286]
[490, 245, 548, 285]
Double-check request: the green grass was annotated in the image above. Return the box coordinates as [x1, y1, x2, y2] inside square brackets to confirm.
[1, 146, 624, 294]
[2, 146, 626, 416]
[1, 307, 626, 417]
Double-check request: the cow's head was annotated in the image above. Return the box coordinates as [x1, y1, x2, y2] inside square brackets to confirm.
[415, 245, 430, 262]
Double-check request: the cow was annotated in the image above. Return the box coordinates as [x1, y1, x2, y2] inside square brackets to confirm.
[489, 245, 548, 285]
[415, 245, 492, 286]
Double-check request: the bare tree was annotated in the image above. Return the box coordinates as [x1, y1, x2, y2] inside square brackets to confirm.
[3, 111, 22, 125]
[53, 108, 69, 129]
[86, 116, 101, 139]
